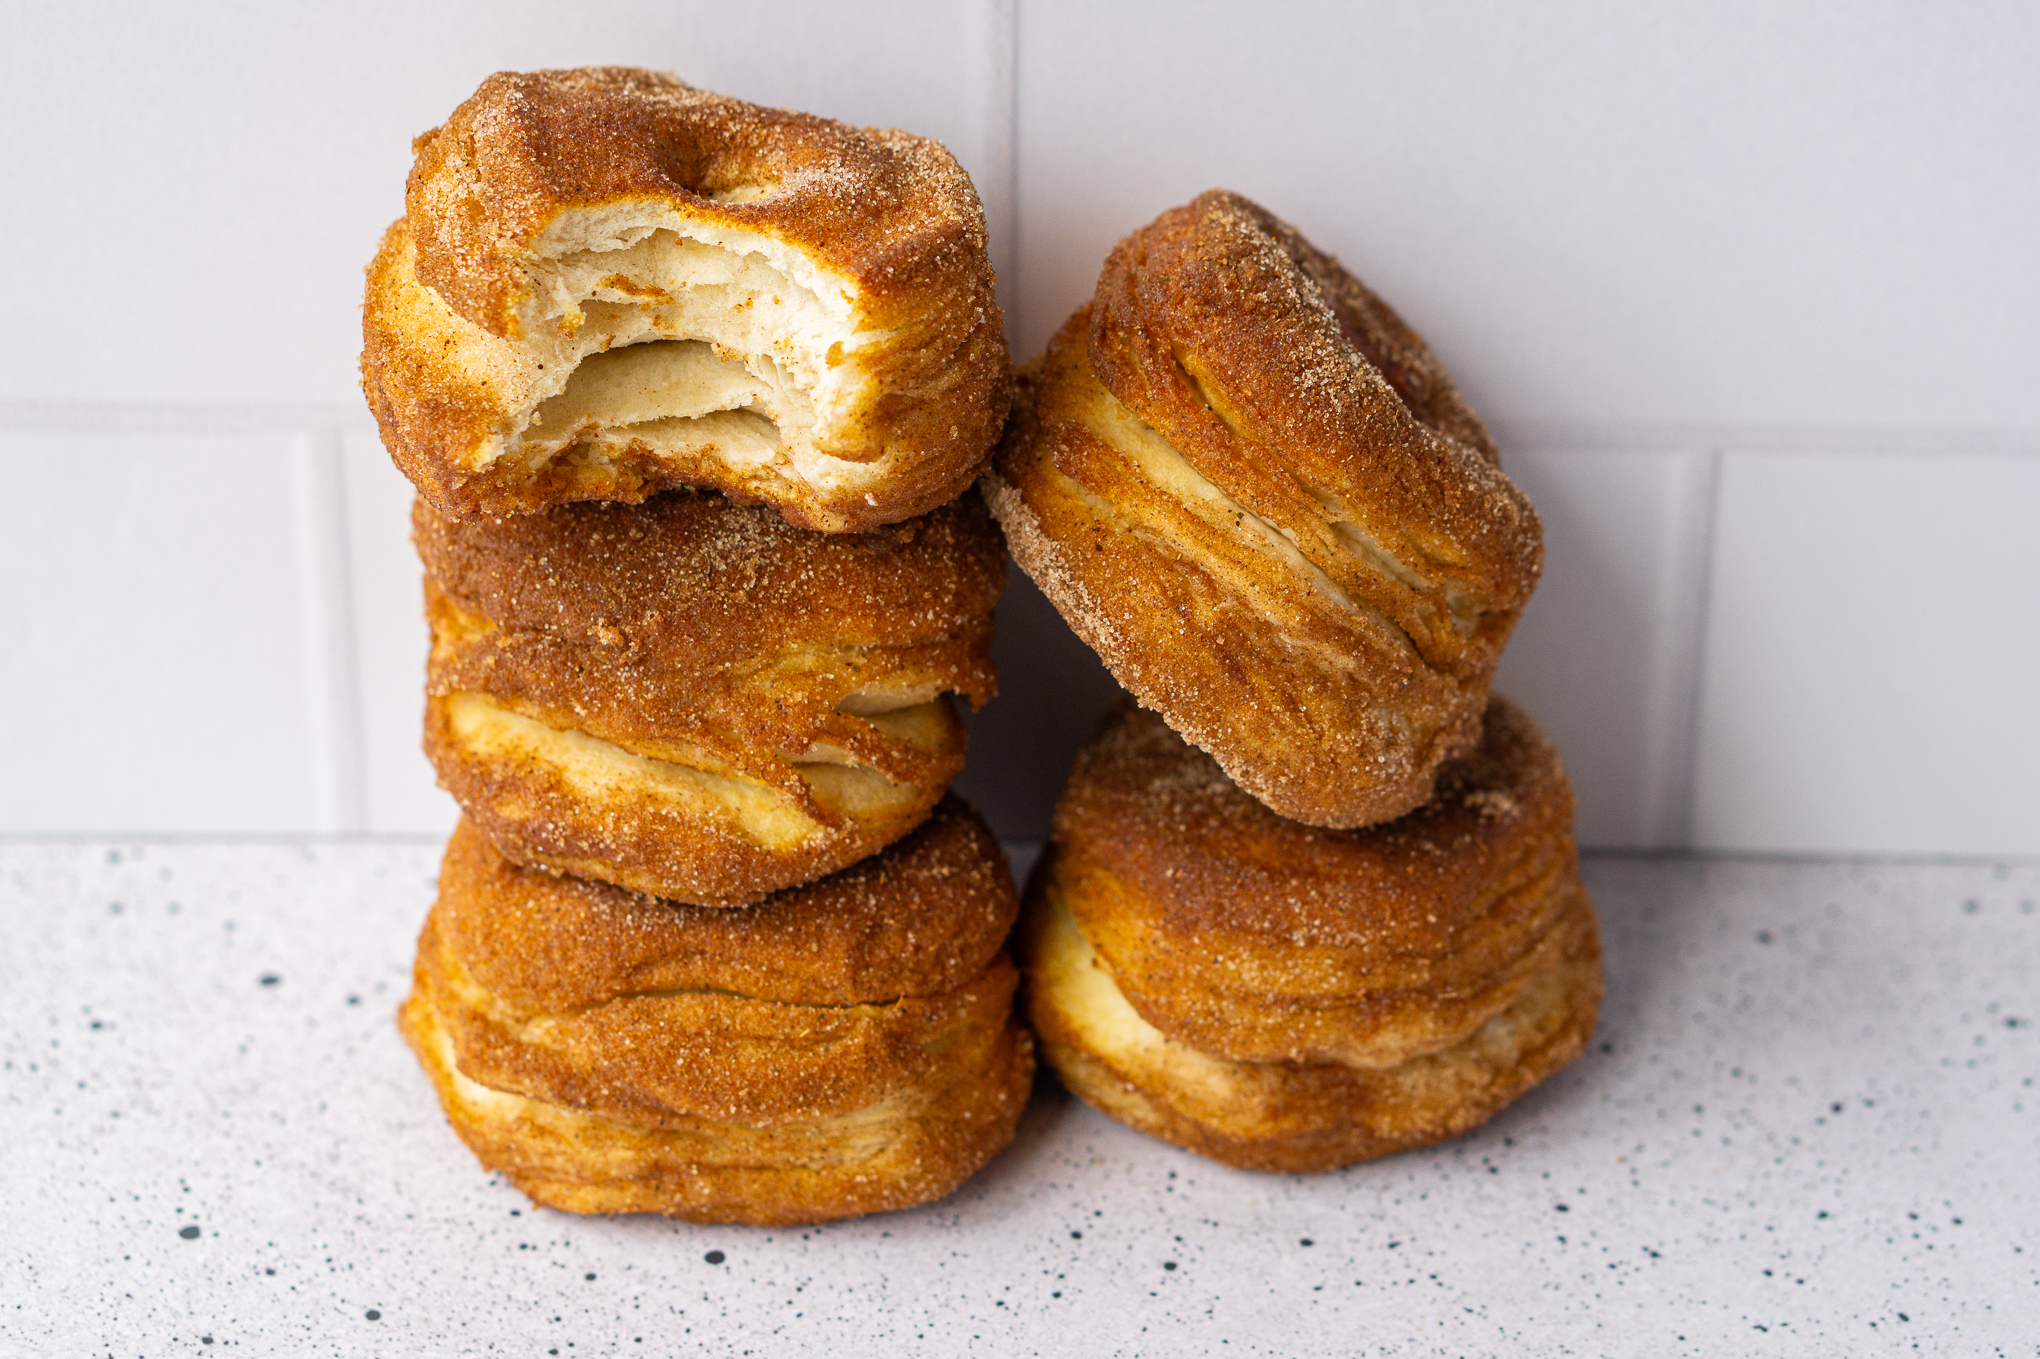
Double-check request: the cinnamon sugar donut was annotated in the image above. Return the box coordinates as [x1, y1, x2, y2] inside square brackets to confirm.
[401, 801, 1034, 1224]
[363, 67, 1009, 532]
[985, 190, 1542, 827]
[1019, 696, 1600, 1173]
[416, 487, 1002, 906]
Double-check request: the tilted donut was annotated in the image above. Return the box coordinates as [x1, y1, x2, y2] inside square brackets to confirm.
[1019, 696, 1600, 1173]
[363, 67, 1010, 532]
[984, 190, 1542, 827]
[400, 801, 1034, 1224]
[415, 487, 1003, 906]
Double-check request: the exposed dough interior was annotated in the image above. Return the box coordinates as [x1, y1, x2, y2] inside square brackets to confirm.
[836, 680, 946, 719]
[493, 221, 868, 493]
[443, 692, 930, 851]
[527, 341, 788, 469]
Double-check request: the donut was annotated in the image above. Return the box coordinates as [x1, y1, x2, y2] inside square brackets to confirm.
[415, 486, 1003, 906]
[1019, 696, 1600, 1173]
[363, 67, 1010, 532]
[399, 800, 1035, 1225]
[984, 190, 1542, 827]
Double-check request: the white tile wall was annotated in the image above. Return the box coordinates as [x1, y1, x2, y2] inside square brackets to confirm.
[1693, 446, 2040, 856]
[0, 0, 1010, 409]
[1010, 0, 2040, 427]
[339, 432, 458, 837]
[0, 431, 318, 831]
[2, 4, 2036, 853]
[1492, 436, 1717, 849]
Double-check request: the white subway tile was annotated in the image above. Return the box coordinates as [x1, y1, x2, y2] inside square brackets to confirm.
[0, 2, 1005, 409]
[1013, 1, 2040, 428]
[1494, 446, 1714, 849]
[340, 432, 456, 836]
[0, 432, 317, 831]
[1693, 451, 2040, 855]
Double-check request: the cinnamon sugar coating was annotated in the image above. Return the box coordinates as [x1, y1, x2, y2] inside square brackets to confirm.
[986, 190, 1542, 827]
[417, 487, 1003, 906]
[400, 805, 1034, 1224]
[363, 67, 1009, 531]
[1017, 697, 1601, 1172]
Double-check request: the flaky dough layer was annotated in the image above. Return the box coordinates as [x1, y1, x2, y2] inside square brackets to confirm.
[417, 488, 1002, 905]
[363, 67, 1009, 531]
[399, 806, 1034, 1224]
[987, 190, 1541, 827]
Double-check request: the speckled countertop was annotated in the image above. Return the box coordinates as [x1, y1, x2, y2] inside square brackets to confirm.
[3, 844, 2034, 1356]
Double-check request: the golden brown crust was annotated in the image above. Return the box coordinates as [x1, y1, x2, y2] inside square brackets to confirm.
[363, 68, 1010, 531]
[423, 918, 1020, 1129]
[416, 489, 1002, 905]
[402, 984, 1033, 1224]
[987, 190, 1542, 827]
[398, 803, 1034, 1224]
[433, 803, 1017, 1013]
[1022, 889, 1599, 1174]
[405, 68, 987, 340]
[1050, 696, 1586, 1067]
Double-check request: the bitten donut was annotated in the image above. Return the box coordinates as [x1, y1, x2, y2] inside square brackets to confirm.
[1020, 696, 1600, 1174]
[401, 800, 1034, 1224]
[985, 190, 1542, 828]
[416, 486, 1003, 906]
[363, 67, 1009, 532]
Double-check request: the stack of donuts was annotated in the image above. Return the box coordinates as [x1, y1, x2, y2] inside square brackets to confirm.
[360, 68, 1031, 1224]
[363, 66, 1604, 1211]
[987, 190, 1604, 1171]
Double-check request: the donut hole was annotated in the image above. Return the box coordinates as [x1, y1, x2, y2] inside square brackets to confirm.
[1329, 303, 1436, 432]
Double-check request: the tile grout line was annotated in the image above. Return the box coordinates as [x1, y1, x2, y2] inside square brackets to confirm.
[1494, 420, 2040, 460]
[0, 401, 368, 434]
[2, 401, 2031, 461]
[291, 431, 369, 833]
[1644, 446, 1724, 850]
[980, 0, 1020, 330]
